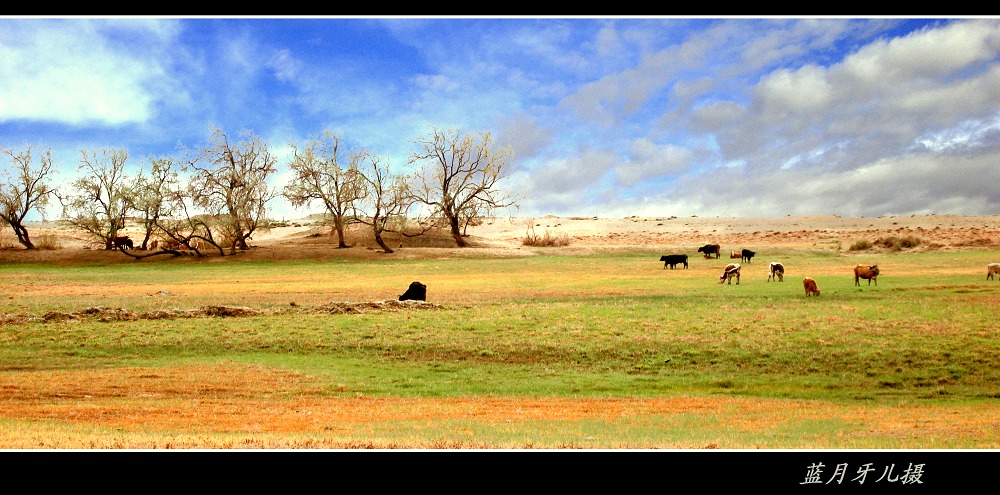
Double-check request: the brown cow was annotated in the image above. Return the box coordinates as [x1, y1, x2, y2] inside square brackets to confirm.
[111, 236, 132, 250]
[698, 244, 721, 259]
[987, 263, 1000, 281]
[854, 264, 880, 286]
[730, 251, 742, 259]
[803, 277, 821, 296]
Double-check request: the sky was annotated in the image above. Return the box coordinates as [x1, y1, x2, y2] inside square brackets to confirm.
[2, 16, 1000, 221]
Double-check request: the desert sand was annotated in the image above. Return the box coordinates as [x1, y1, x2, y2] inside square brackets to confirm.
[2, 213, 999, 263]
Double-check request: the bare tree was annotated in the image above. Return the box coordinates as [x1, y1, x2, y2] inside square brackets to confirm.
[58, 148, 132, 249]
[283, 131, 365, 248]
[187, 128, 277, 254]
[132, 155, 209, 254]
[409, 128, 518, 247]
[0, 146, 57, 249]
[127, 159, 166, 250]
[129, 156, 221, 257]
[353, 151, 416, 254]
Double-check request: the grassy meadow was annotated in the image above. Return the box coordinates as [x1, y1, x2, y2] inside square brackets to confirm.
[1, 246, 999, 449]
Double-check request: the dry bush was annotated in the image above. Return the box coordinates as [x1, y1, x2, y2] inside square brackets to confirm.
[0, 230, 62, 250]
[523, 231, 571, 247]
[875, 235, 922, 251]
[0, 229, 15, 250]
[32, 233, 62, 250]
[522, 220, 571, 247]
[954, 237, 998, 248]
[849, 235, 924, 252]
[848, 239, 873, 251]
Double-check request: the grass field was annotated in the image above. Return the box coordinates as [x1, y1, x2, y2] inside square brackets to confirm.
[1, 246, 999, 448]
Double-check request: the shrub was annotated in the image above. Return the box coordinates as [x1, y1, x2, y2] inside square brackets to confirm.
[522, 219, 571, 247]
[848, 239, 873, 251]
[851, 235, 924, 252]
[34, 233, 63, 250]
[522, 231, 571, 247]
[875, 235, 922, 251]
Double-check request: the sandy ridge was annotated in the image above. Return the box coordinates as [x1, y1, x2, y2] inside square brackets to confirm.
[2, 214, 999, 263]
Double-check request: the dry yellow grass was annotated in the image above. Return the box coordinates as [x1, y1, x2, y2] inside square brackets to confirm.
[3, 214, 1000, 449]
[2, 363, 999, 449]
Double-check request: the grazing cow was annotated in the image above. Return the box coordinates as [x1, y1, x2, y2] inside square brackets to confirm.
[730, 251, 741, 259]
[659, 254, 688, 269]
[803, 277, 821, 296]
[988, 263, 1000, 281]
[741, 249, 756, 263]
[399, 281, 427, 301]
[698, 244, 721, 259]
[112, 236, 133, 250]
[768, 262, 784, 282]
[854, 264, 880, 286]
[718, 263, 741, 285]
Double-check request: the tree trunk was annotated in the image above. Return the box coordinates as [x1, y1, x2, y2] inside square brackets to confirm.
[449, 215, 468, 247]
[12, 223, 35, 249]
[334, 221, 348, 248]
[374, 230, 394, 253]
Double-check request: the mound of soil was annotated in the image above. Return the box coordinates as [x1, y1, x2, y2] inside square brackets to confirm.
[0, 300, 447, 324]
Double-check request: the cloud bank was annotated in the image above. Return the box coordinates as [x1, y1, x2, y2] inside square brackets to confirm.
[1, 17, 998, 220]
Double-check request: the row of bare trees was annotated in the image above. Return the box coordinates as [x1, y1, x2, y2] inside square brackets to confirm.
[0, 126, 518, 256]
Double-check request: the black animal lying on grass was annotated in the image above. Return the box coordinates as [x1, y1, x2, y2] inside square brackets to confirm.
[399, 281, 427, 301]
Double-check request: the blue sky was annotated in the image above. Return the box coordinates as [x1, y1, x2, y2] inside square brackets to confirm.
[2, 16, 999, 221]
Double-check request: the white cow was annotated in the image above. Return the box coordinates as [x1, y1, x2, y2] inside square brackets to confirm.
[719, 263, 741, 285]
[988, 263, 1000, 281]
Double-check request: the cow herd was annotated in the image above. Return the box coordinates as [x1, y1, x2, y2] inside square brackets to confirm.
[658, 244, 887, 297]
[108, 235, 203, 252]
[661, 244, 1000, 295]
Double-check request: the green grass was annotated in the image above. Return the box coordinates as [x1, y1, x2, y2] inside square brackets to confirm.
[3, 248, 999, 401]
[2, 247, 999, 448]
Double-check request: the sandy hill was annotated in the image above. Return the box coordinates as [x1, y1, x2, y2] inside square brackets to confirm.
[2, 214, 999, 264]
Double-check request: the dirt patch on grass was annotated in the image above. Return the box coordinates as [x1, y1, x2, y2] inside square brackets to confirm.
[2, 362, 998, 449]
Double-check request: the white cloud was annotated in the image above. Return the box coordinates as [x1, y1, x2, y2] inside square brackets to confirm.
[614, 139, 693, 186]
[0, 19, 169, 125]
[268, 49, 302, 82]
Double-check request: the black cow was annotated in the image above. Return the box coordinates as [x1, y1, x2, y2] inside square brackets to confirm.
[659, 254, 688, 269]
[399, 281, 427, 301]
[741, 249, 756, 263]
[697, 244, 721, 259]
